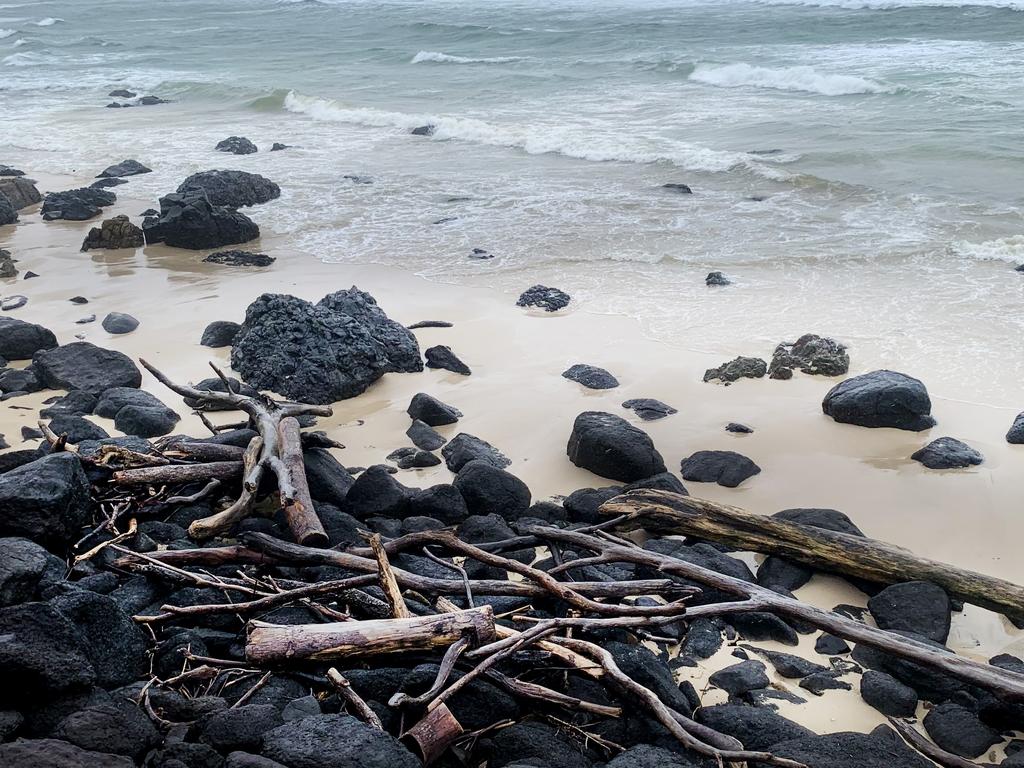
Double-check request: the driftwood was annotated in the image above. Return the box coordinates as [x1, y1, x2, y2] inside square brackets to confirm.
[113, 461, 244, 486]
[327, 668, 384, 730]
[887, 717, 980, 768]
[524, 524, 1024, 703]
[246, 606, 496, 663]
[603, 489, 1024, 622]
[139, 360, 331, 546]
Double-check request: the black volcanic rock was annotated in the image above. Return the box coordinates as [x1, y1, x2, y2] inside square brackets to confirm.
[201, 320, 241, 347]
[770, 334, 849, 377]
[81, 216, 144, 251]
[0, 454, 91, 551]
[143, 193, 259, 250]
[407, 419, 446, 451]
[407, 393, 461, 426]
[96, 159, 151, 178]
[441, 433, 509, 472]
[622, 398, 677, 421]
[823, 370, 935, 431]
[562, 364, 619, 390]
[203, 250, 275, 267]
[911, 437, 983, 469]
[567, 411, 665, 482]
[516, 285, 571, 312]
[215, 136, 258, 155]
[704, 356, 766, 383]
[0, 317, 57, 360]
[705, 270, 731, 286]
[1007, 412, 1024, 444]
[680, 450, 760, 487]
[867, 581, 951, 643]
[34, 342, 142, 394]
[425, 345, 471, 375]
[177, 170, 280, 208]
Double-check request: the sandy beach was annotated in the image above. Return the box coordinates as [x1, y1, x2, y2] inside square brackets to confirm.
[2, 171, 1022, 748]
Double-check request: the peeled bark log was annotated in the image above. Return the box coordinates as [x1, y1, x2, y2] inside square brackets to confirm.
[603, 489, 1024, 622]
[246, 606, 495, 663]
[113, 461, 244, 486]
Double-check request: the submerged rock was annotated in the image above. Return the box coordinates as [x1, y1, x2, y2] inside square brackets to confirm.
[705, 271, 731, 286]
[567, 411, 666, 482]
[910, 437, 983, 469]
[562, 363, 619, 389]
[177, 169, 280, 208]
[703, 356, 767, 383]
[411, 124, 436, 136]
[81, 215, 144, 251]
[822, 370, 935, 431]
[96, 159, 151, 178]
[143, 193, 259, 250]
[622, 398, 677, 421]
[203, 250, 275, 267]
[516, 284, 571, 312]
[680, 449, 760, 487]
[215, 136, 258, 155]
[424, 345, 471, 375]
[770, 333, 849, 377]
[663, 182, 693, 194]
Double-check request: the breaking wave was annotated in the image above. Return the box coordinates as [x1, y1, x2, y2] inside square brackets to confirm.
[689, 62, 893, 95]
[411, 50, 525, 65]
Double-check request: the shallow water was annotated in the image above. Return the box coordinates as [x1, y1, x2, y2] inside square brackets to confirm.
[1, 0, 1022, 404]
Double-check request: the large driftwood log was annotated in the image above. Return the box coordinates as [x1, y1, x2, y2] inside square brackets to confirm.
[246, 606, 495, 663]
[140, 360, 331, 547]
[113, 461, 244, 486]
[602, 489, 1024, 622]
[525, 525, 1024, 703]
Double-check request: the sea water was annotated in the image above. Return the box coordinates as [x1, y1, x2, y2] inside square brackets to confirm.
[1, 0, 1022, 404]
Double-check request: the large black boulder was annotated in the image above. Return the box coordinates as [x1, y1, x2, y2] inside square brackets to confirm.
[46, 414, 110, 443]
[407, 419, 446, 450]
[50, 590, 148, 688]
[143, 192, 259, 250]
[424, 345, 471, 375]
[407, 484, 468, 524]
[605, 744, 700, 767]
[911, 437, 983, 469]
[516, 284, 570, 312]
[0, 602, 95, 705]
[708, 660, 770, 695]
[177, 169, 280, 208]
[199, 703, 283, 753]
[0, 176, 42, 209]
[303, 448, 355, 507]
[454, 460, 531, 519]
[0, 453, 91, 551]
[33, 342, 142, 393]
[230, 290, 418, 404]
[704, 356, 767, 384]
[201, 320, 241, 347]
[679, 450, 760, 487]
[0, 317, 57, 360]
[867, 581, 951, 643]
[822, 370, 935, 431]
[567, 411, 666, 482]
[696, 705, 814, 750]
[342, 465, 408, 520]
[488, 721, 593, 768]
[770, 334, 849, 377]
[261, 714, 419, 768]
[114, 404, 180, 438]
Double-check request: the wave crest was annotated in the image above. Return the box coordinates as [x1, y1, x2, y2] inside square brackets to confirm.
[0, 28, 16, 40]
[750, 0, 1023, 9]
[35, 17, 62, 26]
[281, 90, 787, 178]
[690, 62, 892, 96]
[954, 235, 1024, 263]
[411, 50, 525, 65]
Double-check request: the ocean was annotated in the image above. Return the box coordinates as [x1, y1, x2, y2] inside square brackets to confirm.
[1, 0, 1022, 404]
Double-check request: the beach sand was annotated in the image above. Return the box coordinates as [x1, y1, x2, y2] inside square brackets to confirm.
[2, 173, 1022, 743]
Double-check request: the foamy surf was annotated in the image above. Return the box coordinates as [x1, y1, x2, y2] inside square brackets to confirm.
[281, 90, 785, 177]
[749, 0, 1024, 9]
[411, 50, 525, 65]
[0, 28, 15, 39]
[689, 63, 893, 96]
[34, 17, 62, 26]
[954, 235, 1024, 263]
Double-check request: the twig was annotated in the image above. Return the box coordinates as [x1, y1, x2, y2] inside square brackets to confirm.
[368, 533, 410, 618]
[327, 668, 384, 729]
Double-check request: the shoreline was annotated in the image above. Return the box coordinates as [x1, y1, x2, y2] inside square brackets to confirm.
[2, 170, 1023, 744]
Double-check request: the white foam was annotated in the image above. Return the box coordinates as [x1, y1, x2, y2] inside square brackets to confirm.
[411, 50, 525, 65]
[748, 0, 1024, 9]
[690, 62, 892, 96]
[954, 235, 1024, 263]
[0, 28, 15, 39]
[2, 50, 38, 65]
[282, 91, 779, 176]
[34, 16, 61, 26]
[11, 37, 26, 46]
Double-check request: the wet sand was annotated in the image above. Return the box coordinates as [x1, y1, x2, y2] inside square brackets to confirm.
[1, 173, 1022, 742]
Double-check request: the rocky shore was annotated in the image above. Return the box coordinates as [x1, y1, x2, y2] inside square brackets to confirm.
[0, 161, 1022, 768]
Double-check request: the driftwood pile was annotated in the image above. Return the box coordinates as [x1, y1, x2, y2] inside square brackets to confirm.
[36, 361, 1024, 768]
